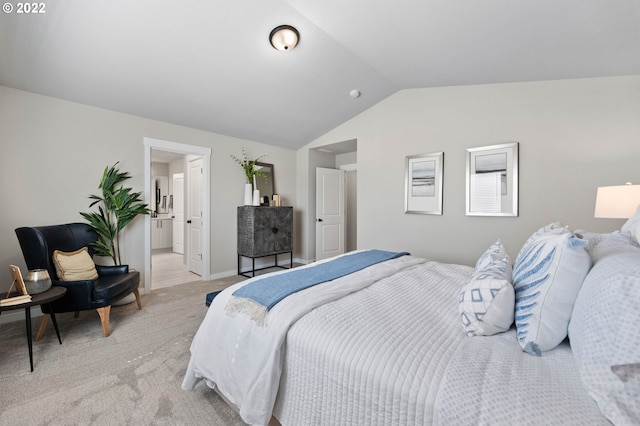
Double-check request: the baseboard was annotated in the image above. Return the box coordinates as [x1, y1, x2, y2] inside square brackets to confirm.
[204, 256, 310, 281]
[0, 308, 43, 325]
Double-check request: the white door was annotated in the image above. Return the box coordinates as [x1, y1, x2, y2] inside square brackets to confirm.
[188, 158, 203, 276]
[316, 167, 346, 261]
[172, 173, 185, 254]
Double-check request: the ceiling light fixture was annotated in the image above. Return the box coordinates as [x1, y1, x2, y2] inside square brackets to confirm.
[269, 25, 299, 51]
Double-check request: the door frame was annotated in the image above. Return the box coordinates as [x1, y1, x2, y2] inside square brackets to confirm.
[143, 137, 211, 294]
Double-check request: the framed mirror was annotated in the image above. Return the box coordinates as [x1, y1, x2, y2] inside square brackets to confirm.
[153, 176, 169, 214]
[254, 162, 275, 201]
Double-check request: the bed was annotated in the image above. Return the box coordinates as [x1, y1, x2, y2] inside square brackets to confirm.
[182, 219, 640, 425]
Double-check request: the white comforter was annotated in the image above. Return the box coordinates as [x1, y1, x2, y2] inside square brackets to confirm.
[183, 253, 607, 425]
[182, 252, 429, 425]
[273, 259, 473, 425]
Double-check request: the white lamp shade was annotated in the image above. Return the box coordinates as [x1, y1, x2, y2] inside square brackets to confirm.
[594, 184, 640, 218]
[270, 25, 299, 51]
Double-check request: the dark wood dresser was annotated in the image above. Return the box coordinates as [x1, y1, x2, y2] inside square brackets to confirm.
[237, 206, 293, 277]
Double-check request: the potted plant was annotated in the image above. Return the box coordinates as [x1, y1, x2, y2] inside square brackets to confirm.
[80, 162, 150, 265]
[231, 147, 266, 205]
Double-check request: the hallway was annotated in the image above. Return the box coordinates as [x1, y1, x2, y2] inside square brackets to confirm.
[151, 249, 200, 289]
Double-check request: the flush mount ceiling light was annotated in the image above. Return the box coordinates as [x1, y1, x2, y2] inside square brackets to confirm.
[269, 25, 299, 51]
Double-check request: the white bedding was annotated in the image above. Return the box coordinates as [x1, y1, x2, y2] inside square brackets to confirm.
[182, 252, 428, 425]
[273, 260, 472, 425]
[434, 330, 607, 425]
[183, 252, 610, 425]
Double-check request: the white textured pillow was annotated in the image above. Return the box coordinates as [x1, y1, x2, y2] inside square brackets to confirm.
[621, 204, 640, 245]
[512, 224, 591, 355]
[459, 240, 514, 336]
[52, 247, 99, 281]
[568, 232, 640, 425]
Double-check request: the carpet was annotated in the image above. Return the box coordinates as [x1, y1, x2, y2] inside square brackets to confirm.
[0, 277, 246, 425]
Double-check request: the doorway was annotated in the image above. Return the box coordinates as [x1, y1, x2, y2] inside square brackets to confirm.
[150, 157, 197, 289]
[143, 138, 212, 294]
[310, 139, 357, 262]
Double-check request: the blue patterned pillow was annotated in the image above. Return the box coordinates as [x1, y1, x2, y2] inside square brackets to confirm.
[459, 240, 514, 336]
[513, 224, 591, 355]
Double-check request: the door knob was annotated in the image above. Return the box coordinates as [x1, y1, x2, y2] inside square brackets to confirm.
[317, 218, 323, 222]
[187, 220, 192, 224]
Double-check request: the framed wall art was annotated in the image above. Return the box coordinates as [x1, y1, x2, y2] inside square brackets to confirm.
[466, 142, 519, 217]
[405, 152, 444, 215]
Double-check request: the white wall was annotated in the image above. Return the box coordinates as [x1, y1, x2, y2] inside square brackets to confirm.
[297, 76, 640, 265]
[0, 86, 298, 292]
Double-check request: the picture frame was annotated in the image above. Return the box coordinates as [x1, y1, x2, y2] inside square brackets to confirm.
[8, 264, 29, 296]
[466, 142, 519, 217]
[405, 152, 444, 215]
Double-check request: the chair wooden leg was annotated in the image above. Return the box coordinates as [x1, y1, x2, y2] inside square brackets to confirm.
[35, 314, 50, 342]
[133, 288, 142, 310]
[96, 306, 111, 337]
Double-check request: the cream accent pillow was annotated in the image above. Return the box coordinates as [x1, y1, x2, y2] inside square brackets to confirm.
[52, 247, 99, 281]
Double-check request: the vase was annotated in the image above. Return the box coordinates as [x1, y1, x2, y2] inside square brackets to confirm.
[252, 189, 261, 206]
[244, 183, 253, 205]
[23, 269, 52, 294]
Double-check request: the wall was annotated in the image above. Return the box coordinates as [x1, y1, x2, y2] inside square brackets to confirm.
[0, 85, 298, 294]
[297, 76, 640, 265]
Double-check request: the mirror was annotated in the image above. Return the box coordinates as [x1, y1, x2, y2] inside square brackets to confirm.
[254, 162, 275, 202]
[153, 176, 169, 214]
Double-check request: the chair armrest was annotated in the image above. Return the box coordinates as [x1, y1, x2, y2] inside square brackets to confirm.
[51, 279, 94, 307]
[96, 265, 129, 276]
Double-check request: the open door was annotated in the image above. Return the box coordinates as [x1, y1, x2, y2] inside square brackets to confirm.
[188, 158, 203, 276]
[315, 167, 346, 261]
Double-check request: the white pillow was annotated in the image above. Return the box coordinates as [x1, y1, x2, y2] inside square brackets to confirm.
[568, 233, 640, 425]
[474, 238, 508, 271]
[512, 224, 591, 355]
[459, 240, 514, 336]
[621, 204, 640, 245]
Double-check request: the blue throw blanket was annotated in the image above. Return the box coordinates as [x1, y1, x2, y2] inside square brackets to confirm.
[226, 250, 409, 324]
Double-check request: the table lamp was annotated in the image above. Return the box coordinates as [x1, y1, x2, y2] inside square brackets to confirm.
[594, 182, 640, 218]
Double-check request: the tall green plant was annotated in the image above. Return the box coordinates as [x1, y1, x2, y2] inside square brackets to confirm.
[231, 147, 266, 184]
[80, 162, 149, 265]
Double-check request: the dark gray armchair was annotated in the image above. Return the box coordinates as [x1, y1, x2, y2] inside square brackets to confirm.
[15, 223, 142, 338]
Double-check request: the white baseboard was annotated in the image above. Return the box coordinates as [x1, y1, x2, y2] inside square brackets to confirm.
[0, 308, 42, 325]
[193, 256, 312, 281]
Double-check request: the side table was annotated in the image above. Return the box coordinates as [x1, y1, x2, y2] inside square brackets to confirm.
[0, 286, 67, 371]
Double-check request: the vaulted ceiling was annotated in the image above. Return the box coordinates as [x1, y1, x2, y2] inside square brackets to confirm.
[1, 0, 638, 150]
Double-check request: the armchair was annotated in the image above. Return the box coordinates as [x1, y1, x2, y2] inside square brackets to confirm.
[15, 223, 142, 338]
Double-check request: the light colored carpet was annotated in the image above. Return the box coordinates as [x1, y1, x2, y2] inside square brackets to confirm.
[0, 277, 247, 425]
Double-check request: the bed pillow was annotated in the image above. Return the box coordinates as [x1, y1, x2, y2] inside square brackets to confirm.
[512, 223, 591, 356]
[52, 247, 99, 281]
[459, 240, 514, 336]
[568, 232, 640, 425]
[621, 204, 640, 245]
[474, 239, 509, 271]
